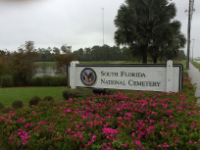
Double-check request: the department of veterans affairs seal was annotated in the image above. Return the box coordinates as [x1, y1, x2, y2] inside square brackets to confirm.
[80, 68, 97, 86]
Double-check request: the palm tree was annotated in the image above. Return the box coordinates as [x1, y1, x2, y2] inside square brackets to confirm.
[148, 21, 186, 63]
[114, 0, 178, 64]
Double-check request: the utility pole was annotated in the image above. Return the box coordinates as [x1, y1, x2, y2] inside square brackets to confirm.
[186, 0, 195, 69]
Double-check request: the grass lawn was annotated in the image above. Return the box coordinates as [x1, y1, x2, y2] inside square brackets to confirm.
[35, 62, 56, 67]
[191, 61, 200, 71]
[0, 86, 68, 107]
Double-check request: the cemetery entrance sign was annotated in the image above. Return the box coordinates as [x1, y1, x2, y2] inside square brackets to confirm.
[69, 60, 183, 92]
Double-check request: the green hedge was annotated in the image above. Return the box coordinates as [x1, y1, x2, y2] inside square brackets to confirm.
[62, 88, 94, 100]
[0, 75, 67, 87]
[0, 75, 14, 87]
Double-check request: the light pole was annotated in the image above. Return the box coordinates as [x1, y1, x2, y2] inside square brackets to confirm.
[192, 39, 194, 61]
[102, 8, 105, 61]
[102, 7, 104, 46]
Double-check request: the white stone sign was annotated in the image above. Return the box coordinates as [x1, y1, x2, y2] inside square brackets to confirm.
[69, 60, 183, 92]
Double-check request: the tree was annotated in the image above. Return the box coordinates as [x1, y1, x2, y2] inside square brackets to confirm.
[24, 41, 35, 52]
[54, 45, 75, 85]
[11, 41, 38, 86]
[0, 54, 11, 76]
[0, 50, 6, 56]
[148, 21, 186, 63]
[53, 47, 60, 54]
[176, 50, 186, 60]
[114, 0, 178, 64]
[60, 45, 71, 54]
[85, 47, 91, 61]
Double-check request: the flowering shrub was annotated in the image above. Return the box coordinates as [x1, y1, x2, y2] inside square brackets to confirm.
[0, 77, 199, 150]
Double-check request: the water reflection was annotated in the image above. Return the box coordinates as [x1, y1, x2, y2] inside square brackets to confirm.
[35, 67, 66, 77]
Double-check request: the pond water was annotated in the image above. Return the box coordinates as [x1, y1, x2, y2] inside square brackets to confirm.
[34, 67, 66, 77]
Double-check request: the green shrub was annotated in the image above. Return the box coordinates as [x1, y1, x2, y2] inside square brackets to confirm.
[37, 101, 50, 108]
[30, 75, 67, 86]
[0, 106, 14, 114]
[48, 76, 56, 86]
[48, 101, 58, 107]
[41, 75, 51, 86]
[43, 96, 55, 102]
[0, 102, 5, 110]
[0, 75, 13, 87]
[29, 96, 42, 107]
[62, 88, 93, 100]
[31, 77, 41, 86]
[105, 89, 140, 95]
[12, 100, 24, 110]
[57, 75, 67, 86]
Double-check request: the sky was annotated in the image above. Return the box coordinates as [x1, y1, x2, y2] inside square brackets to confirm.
[0, 0, 199, 58]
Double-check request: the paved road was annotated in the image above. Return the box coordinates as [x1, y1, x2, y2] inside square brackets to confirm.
[188, 62, 200, 107]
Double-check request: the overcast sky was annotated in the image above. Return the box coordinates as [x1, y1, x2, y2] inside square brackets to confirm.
[0, 0, 199, 57]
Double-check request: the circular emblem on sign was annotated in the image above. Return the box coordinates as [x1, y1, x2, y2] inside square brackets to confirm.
[80, 68, 97, 86]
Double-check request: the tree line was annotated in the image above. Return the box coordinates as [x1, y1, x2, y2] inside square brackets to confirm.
[0, 43, 185, 64]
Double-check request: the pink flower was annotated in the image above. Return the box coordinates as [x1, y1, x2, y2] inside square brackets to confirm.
[39, 121, 48, 125]
[163, 142, 169, 147]
[32, 111, 36, 114]
[22, 140, 27, 145]
[35, 126, 39, 130]
[8, 120, 12, 124]
[30, 122, 34, 127]
[189, 140, 193, 144]
[72, 134, 78, 138]
[194, 142, 197, 145]
[66, 108, 71, 112]
[103, 143, 106, 146]
[88, 140, 93, 146]
[11, 141, 14, 145]
[92, 135, 96, 140]
[9, 134, 13, 140]
[133, 140, 141, 146]
[88, 133, 91, 136]
[25, 123, 30, 128]
[67, 128, 71, 133]
[124, 143, 128, 147]
[160, 120, 165, 124]
[132, 132, 135, 137]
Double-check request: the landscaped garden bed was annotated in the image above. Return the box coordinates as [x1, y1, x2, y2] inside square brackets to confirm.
[0, 76, 199, 150]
